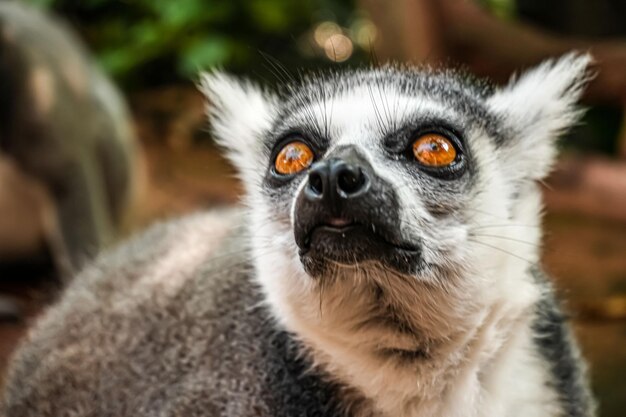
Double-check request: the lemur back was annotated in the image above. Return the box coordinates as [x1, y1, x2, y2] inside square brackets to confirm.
[2, 55, 595, 417]
[2, 212, 352, 416]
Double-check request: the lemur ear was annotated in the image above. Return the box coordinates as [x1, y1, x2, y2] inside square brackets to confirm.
[199, 71, 277, 185]
[487, 53, 593, 181]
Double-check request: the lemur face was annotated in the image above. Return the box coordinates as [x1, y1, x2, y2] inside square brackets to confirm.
[262, 72, 486, 278]
[204, 54, 588, 280]
[202, 55, 589, 333]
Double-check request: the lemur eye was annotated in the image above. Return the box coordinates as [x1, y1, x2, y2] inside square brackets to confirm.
[412, 133, 457, 167]
[274, 141, 314, 175]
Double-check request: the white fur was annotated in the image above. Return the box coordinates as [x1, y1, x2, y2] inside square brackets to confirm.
[201, 54, 591, 417]
[199, 72, 277, 191]
[487, 52, 592, 181]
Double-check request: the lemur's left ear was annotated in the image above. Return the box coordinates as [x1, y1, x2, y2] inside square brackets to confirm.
[200, 71, 278, 186]
[487, 52, 593, 181]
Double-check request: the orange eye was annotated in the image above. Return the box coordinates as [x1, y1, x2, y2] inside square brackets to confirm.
[274, 141, 314, 175]
[412, 133, 457, 167]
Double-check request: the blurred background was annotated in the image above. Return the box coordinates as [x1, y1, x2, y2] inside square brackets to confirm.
[0, 0, 624, 415]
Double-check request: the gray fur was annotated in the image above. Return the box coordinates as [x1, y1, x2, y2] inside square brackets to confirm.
[2, 212, 354, 417]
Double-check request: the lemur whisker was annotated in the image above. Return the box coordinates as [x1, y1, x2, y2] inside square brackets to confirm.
[472, 224, 541, 230]
[469, 233, 541, 248]
[366, 83, 387, 137]
[258, 51, 295, 86]
[467, 239, 535, 265]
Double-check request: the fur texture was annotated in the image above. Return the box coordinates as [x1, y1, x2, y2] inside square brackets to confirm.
[2, 54, 595, 417]
[2, 212, 352, 416]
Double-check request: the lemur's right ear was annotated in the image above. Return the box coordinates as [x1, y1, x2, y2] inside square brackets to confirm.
[200, 72, 278, 186]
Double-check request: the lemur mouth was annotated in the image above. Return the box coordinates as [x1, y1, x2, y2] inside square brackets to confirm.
[299, 219, 419, 258]
[326, 217, 353, 228]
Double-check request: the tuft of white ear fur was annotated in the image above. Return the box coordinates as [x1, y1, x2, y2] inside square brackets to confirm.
[487, 52, 593, 181]
[199, 71, 277, 187]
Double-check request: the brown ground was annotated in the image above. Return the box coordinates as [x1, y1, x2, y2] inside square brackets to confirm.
[0, 86, 625, 416]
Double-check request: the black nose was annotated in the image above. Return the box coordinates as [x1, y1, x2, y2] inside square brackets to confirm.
[305, 159, 370, 203]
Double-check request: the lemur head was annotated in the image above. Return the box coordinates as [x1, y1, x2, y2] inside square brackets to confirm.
[201, 54, 590, 355]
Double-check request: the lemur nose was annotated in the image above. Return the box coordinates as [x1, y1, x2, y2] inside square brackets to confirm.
[305, 159, 369, 202]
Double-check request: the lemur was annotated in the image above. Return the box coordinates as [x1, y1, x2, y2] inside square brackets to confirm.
[1, 53, 595, 417]
[0, 2, 137, 276]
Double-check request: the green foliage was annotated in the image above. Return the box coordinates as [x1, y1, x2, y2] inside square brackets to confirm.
[478, 0, 516, 20]
[27, 0, 363, 88]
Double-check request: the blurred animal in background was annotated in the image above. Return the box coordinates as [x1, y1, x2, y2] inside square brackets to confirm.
[0, 2, 139, 317]
[1, 54, 595, 416]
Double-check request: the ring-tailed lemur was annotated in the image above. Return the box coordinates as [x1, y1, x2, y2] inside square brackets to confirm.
[0, 2, 137, 275]
[2, 53, 595, 417]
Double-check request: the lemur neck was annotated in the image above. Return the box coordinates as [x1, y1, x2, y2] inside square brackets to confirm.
[265, 264, 543, 417]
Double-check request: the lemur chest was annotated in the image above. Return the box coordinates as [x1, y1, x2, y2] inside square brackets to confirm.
[326, 347, 559, 417]
[291, 289, 558, 417]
